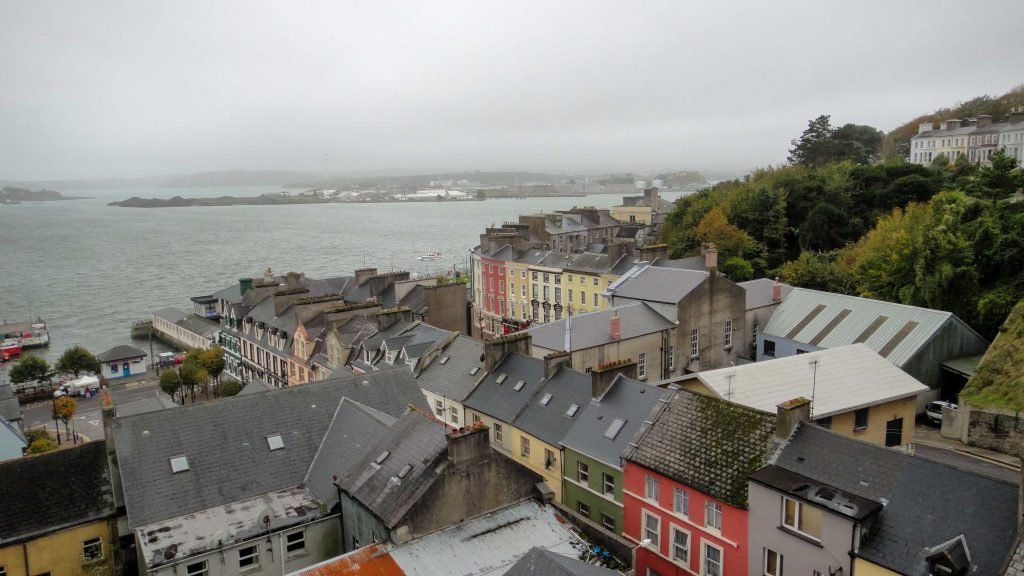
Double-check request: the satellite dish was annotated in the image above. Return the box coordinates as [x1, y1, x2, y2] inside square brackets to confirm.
[211, 530, 228, 549]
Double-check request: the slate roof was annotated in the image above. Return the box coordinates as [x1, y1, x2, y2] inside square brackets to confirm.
[114, 367, 428, 528]
[0, 383, 20, 422]
[737, 278, 794, 310]
[762, 288, 987, 368]
[153, 308, 221, 338]
[512, 367, 592, 446]
[606, 264, 708, 304]
[305, 398, 397, 507]
[526, 303, 675, 352]
[0, 440, 114, 545]
[463, 354, 546, 422]
[769, 424, 1018, 576]
[628, 389, 776, 508]
[237, 377, 274, 395]
[693, 344, 927, 419]
[560, 375, 668, 468]
[116, 395, 179, 417]
[415, 334, 485, 401]
[97, 344, 147, 362]
[339, 410, 448, 527]
[505, 547, 619, 576]
[210, 282, 243, 304]
[651, 255, 707, 272]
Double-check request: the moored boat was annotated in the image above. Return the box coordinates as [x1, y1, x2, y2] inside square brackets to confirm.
[0, 319, 50, 348]
[418, 251, 442, 261]
[1, 338, 22, 360]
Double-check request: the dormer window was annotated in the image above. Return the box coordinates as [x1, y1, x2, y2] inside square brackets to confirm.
[267, 434, 284, 451]
[170, 455, 190, 473]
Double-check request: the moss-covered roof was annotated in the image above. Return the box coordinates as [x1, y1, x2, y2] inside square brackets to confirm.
[960, 298, 1024, 410]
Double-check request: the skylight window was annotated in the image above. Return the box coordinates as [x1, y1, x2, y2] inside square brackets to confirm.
[170, 455, 190, 473]
[495, 374, 507, 384]
[469, 367, 480, 375]
[513, 380, 525, 391]
[439, 356, 450, 365]
[374, 450, 391, 465]
[266, 434, 284, 451]
[540, 393, 552, 406]
[603, 418, 627, 440]
[565, 404, 580, 417]
[397, 464, 413, 479]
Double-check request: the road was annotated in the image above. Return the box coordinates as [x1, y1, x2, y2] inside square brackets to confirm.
[21, 378, 170, 442]
[914, 442, 1020, 484]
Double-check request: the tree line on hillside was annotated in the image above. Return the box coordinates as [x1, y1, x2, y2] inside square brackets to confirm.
[661, 115, 1024, 339]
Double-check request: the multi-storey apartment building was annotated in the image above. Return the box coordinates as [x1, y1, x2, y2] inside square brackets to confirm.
[910, 108, 1024, 167]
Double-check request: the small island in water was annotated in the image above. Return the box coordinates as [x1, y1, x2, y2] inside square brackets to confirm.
[1, 186, 86, 204]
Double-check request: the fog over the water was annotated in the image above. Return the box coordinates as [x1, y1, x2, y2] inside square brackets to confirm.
[2, 1, 1022, 180]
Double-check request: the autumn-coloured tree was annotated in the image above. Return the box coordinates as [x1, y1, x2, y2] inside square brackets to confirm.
[53, 396, 77, 442]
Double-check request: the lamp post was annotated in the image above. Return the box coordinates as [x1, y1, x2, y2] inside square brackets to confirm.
[51, 397, 61, 445]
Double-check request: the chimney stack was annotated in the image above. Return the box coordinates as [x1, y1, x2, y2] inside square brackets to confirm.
[239, 277, 253, 296]
[483, 332, 532, 372]
[1010, 107, 1024, 125]
[591, 359, 638, 400]
[447, 424, 491, 465]
[543, 350, 572, 379]
[918, 122, 934, 135]
[977, 114, 993, 127]
[775, 398, 811, 440]
[355, 268, 378, 286]
[704, 244, 718, 272]
[610, 311, 622, 340]
[772, 277, 782, 303]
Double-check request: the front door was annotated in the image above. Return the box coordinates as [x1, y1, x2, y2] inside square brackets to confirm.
[885, 418, 903, 447]
[123, 361, 130, 375]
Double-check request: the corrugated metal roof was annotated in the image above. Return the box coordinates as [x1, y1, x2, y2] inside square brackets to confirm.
[696, 344, 927, 418]
[941, 355, 984, 378]
[762, 288, 977, 367]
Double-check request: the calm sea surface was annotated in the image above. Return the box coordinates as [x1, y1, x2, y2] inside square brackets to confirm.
[0, 186, 690, 372]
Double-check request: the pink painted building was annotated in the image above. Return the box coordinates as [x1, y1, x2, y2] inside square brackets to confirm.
[623, 389, 778, 576]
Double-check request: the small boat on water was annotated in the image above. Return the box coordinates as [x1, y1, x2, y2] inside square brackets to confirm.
[0, 319, 50, 349]
[1, 339, 22, 361]
[418, 251, 442, 261]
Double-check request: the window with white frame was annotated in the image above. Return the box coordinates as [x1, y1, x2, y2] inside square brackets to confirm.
[673, 487, 688, 516]
[494, 422, 503, 443]
[643, 511, 660, 545]
[286, 530, 306, 557]
[601, 513, 615, 532]
[671, 526, 690, 563]
[690, 328, 699, 358]
[82, 537, 103, 562]
[578, 501, 591, 518]
[239, 544, 259, 571]
[434, 399, 444, 417]
[638, 352, 647, 379]
[703, 543, 723, 576]
[602, 472, 614, 495]
[593, 293, 599, 307]
[763, 548, 782, 576]
[724, 320, 733, 349]
[520, 436, 531, 457]
[667, 346, 674, 371]
[578, 461, 589, 482]
[449, 406, 458, 423]
[645, 474, 659, 501]
[782, 497, 822, 539]
[186, 561, 208, 576]
[705, 500, 722, 530]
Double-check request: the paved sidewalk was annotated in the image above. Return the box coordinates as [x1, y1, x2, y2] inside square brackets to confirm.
[914, 423, 1021, 470]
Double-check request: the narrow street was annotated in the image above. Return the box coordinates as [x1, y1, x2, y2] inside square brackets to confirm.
[913, 422, 1020, 485]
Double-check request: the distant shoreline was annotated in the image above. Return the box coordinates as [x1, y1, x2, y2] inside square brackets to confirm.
[1, 187, 89, 203]
[106, 192, 598, 207]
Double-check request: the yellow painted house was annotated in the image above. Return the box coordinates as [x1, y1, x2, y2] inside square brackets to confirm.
[0, 441, 117, 576]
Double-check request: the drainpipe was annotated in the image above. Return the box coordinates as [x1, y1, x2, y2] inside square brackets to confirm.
[22, 543, 29, 576]
[279, 532, 285, 575]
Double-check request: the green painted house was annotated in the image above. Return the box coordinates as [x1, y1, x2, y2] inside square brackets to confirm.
[560, 364, 669, 536]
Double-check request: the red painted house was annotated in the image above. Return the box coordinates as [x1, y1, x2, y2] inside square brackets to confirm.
[478, 256, 505, 337]
[624, 389, 778, 576]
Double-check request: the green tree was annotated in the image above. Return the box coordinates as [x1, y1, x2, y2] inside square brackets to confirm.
[220, 378, 243, 397]
[973, 150, 1024, 207]
[179, 359, 208, 403]
[721, 256, 754, 281]
[9, 354, 51, 385]
[27, 438, 58, 454]
[789, 115, 838, 168]
[159, 370, 182, 404]
[694, 206, 755, 260]
[200, 347, 225, 384]
[832, 123, 884, 164]
[56, 345, 100, 377]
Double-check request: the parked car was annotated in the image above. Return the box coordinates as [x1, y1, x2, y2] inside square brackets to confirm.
[926, 400, 957, 425]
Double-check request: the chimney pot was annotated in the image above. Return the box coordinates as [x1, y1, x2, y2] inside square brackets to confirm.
[772, 277, 782, 303]
[610, 312, 621, 340]
[704, 244, 718, 271]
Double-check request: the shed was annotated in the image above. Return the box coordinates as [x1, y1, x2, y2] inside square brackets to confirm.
[96, 344, 148, 380]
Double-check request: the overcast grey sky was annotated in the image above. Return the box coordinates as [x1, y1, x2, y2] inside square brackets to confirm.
[2, 1, 1022, 180]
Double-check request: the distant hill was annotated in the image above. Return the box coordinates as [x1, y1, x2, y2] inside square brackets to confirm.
[882, 84, 1024, 159]
[1, 186, 83, 202]
[161, 170, 320, 188]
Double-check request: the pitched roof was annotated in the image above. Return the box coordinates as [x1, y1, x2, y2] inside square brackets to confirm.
[628, 389, 776, 508]
[415, 335, 485, 401]
[504, 547, 620, 576]
[606, 264, 708, 304]
[768, 424, 1018, 576]
[305, 398, 397, 507]
[97, 344, 147, 362]
[0, 383, 20, 422]
[0, 441, 114, 545]
[153, 307, 220, 338]
[339, 410, 448, 527]
[560, 375, 668, 468]
[737, 278, 794, 311]
[115, 395, 179, 417]
[512, 367, 592, 446]
[526, 303, 675, 352]
[114, 367, 428, 528]
[0, 415, 27, 448]
[463, 354, 546, 422]
[692, 344, 927, 419]
[651, 255, 707, 272]
[762, 288, 986, 367]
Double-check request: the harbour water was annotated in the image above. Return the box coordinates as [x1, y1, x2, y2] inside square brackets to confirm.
[0, 185, 691, 370]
